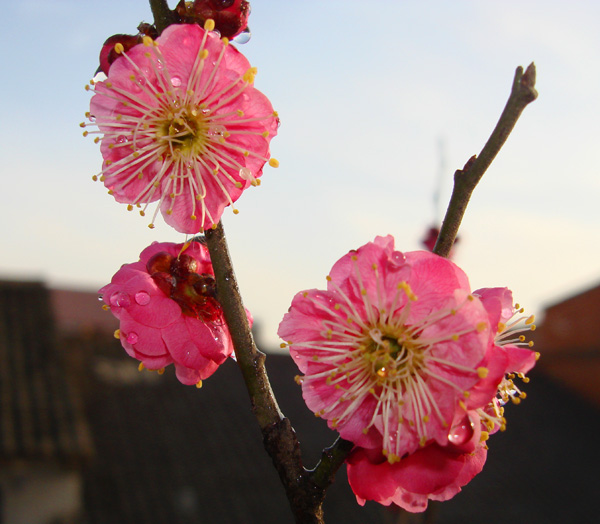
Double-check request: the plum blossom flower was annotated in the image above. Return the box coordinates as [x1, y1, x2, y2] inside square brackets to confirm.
[100, 240, 250, 386]
[83, 22, 279, 233]
[278, 236, 538, 512]
[278, 236, 494, 460]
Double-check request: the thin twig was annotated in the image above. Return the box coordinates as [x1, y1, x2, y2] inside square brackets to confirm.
[433, 63, 538, 258]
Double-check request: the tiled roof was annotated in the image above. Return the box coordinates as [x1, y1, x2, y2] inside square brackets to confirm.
[81, 335, 600, 524]
[0, 280, 93, 465]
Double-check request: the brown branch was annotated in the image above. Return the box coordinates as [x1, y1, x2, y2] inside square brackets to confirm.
[149, 0, 178, 34]
[206, 221, 339, 523]
[433, 63, 538, 258]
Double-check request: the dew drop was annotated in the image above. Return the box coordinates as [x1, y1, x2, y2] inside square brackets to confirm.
[448, 418, 474, 446]
[109, 292, 131, 308]
[135, 291, 151, 305]
[137, 76, 147, 86]
[115, 135, 128, 144]
[391, 252, 406, 266]
[239, 167, 252, 180]
[171, 76, 182, 87]
[126, 332, 139, 345]
[233, 29, 251, 45]
[156, 59, 164, 70]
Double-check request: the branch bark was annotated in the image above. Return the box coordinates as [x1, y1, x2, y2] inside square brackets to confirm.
[433, 63, 538, 258]
[205, 222, 342, 524]
[148, 0, 178, 34]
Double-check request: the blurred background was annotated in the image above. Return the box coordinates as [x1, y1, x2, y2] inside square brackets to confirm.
[1, 1, 599, 523]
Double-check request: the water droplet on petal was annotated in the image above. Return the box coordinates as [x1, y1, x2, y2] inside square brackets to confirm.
[171, 76, 182, 87]
[448, 418, 474, 446]
[239, 167, 252, 180]
[109, 292, 131, 308]
[156, 59, 164, 70]
[390, 252, 406, 266]
[233, 29, 251, 44]
[126, 332, 139, 345]
[135, 291, 151, 305]
[115, 135, 128, 144]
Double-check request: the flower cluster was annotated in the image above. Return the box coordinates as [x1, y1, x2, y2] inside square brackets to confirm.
[100, 240, 250, 386]
[176, 0, 251, 40]
[83, 21, 279, 233]
[278, 235, 537, 512]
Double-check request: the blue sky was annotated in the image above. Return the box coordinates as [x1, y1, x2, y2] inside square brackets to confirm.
[1, 1, 599, 347]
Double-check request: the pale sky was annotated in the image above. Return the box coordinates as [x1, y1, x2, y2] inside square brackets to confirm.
[1, 0, 599, 348]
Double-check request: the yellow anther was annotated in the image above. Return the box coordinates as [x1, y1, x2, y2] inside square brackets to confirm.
[467, 294, 475, 301]
[459, 400, 466, 410]
[92, 175, 98, 182]
[196, 380, 203, 388]
[476, 321, 488, 332]
[157, 368, 165, 375]
[114, 43, 125, 54]
[221, 37, 229, 45]
[423, 415, 430, 423]
[512, 397, 521, 405]
[528, 341, 535, 347]
[233, 208, 239, 215]
[477, 367, 489, 378]
[204, 19, 216, 31]
[525, 315, 535, 325]
[535, 352, 541, 360]
[480, 431, 490, 442]
[451, 334, 459, 341]
[268, 158, 280, 168]
[113, 329, 121, 339]
[280, 342, 287, 349]
[463, 391, 470, 398]
[326, 275, 332, 281]
[138, 362, 145, 371]
[101, 304, 109, 311]
[148, 223, 155, 229]
[105, 82, 113, 88]
[243, 67, 258, 83]
[262, 131, 269, 138]
[142, 36, 153, 46]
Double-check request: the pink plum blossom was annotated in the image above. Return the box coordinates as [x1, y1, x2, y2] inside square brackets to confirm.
[278, 236, 538, 512]
[100, 240, 249, 386]
[83, 22, 279, 233]
[278, 236, 494, 460]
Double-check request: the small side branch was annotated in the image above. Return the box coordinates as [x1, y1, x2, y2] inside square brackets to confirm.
[433, 63, 538, 258]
